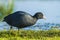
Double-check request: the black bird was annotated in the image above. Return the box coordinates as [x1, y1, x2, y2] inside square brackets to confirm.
[3, 11, 46, 31]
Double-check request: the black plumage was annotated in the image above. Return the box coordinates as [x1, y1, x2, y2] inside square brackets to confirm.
[3, 11, 45, 30]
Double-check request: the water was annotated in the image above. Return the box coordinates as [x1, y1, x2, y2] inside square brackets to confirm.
[0, 0, 60, 30]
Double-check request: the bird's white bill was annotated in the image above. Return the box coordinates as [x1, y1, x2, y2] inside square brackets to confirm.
[43, 16, 46, 20]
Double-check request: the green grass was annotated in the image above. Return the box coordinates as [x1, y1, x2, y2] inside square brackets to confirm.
[0, 30, 60, 40]
[0, 37, 60, 40]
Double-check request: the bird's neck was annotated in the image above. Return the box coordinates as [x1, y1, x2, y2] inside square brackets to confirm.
[32, 16, 38, 21]
[33, 14, 39, 19]
[33, 15, 38, 20]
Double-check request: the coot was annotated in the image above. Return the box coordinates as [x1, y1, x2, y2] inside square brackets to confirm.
[3, 11, 46, 30]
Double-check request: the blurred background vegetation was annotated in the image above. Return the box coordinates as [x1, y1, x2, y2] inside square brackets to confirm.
[0, 0, 14, 21]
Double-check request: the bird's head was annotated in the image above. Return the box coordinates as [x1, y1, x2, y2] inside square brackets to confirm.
[34, 12, 46, 20]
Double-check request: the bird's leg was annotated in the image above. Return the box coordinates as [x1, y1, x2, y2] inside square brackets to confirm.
[18, 28, 20, 35]
[9, 26, 13, 39]
[9, 26, 12, 35]
[10, 26, 12, 31]
[8, 26, 12, 37]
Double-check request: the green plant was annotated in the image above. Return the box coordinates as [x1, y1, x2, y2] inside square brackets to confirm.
[0, 0, 14, 21]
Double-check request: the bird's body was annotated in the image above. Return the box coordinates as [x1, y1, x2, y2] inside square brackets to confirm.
[4, 11, 37, 28]
[3, 11, 46, 31]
